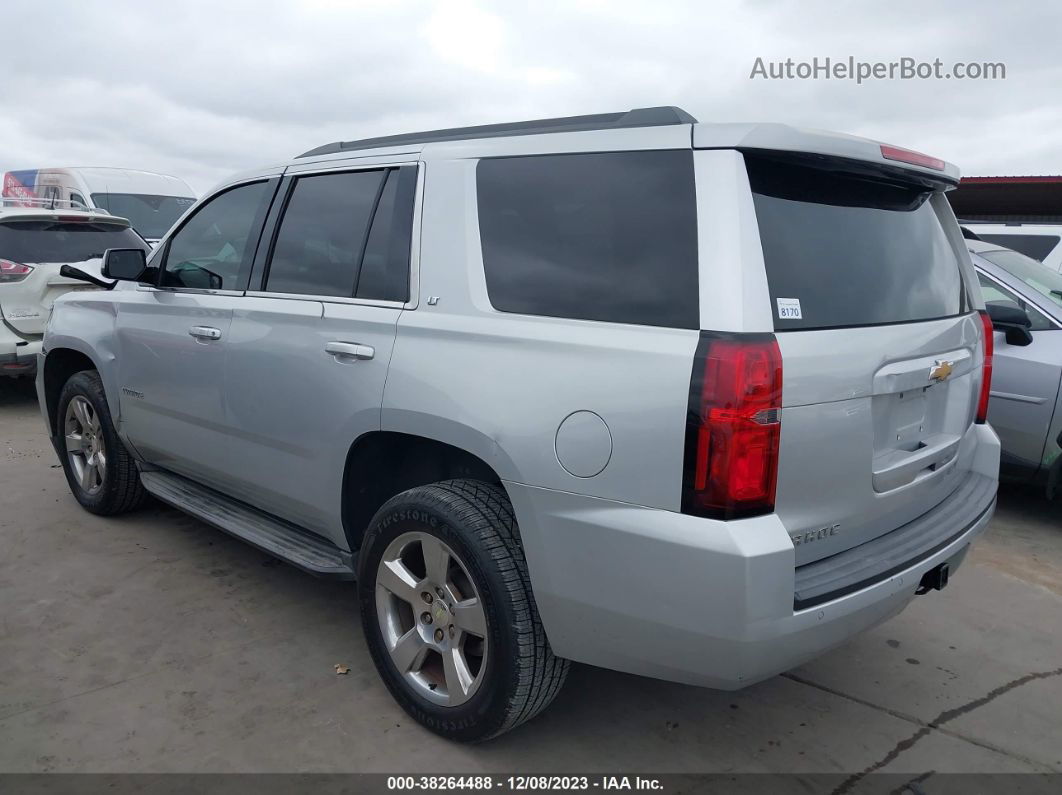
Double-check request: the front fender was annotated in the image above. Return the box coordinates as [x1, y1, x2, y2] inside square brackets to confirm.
[42, 294, 121, 424]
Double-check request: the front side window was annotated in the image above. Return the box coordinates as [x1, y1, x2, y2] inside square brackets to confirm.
[476, 150, 699, 329]
[976, 271, 1054, 331]
[979, 248, 1062, 311]
[160, 181, 269, 290]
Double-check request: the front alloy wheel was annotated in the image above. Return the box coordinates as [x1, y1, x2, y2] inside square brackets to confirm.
[56, 369, 148, 515]
[64, 395, 106, 495]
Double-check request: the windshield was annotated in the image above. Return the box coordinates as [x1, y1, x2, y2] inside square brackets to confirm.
[0, 220, 149, 264]
[980, 248, 1062, 308]
[90, 192, 195, 239]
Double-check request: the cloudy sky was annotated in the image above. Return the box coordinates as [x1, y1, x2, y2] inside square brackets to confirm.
[2, 0, 1058, 194]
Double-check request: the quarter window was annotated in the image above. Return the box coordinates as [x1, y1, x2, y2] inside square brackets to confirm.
[161, 181, 270, 290]
[476, 151, 699, 329]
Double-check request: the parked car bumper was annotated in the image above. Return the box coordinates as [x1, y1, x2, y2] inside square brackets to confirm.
[509, 423, 1000, 689]
[0, 325, 42, 376]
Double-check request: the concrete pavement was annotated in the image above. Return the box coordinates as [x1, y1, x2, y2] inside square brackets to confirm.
[1, 379, 1059, 778]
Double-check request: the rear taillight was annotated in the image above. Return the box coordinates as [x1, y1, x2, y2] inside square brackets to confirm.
[976, 309, 994, 424]
[0, 259, 33, 283]
[682, 334, 783, 520]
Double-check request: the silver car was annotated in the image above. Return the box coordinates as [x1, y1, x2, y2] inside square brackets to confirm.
[968, 238, 1062, 495]
[37, 107, 1000, 741]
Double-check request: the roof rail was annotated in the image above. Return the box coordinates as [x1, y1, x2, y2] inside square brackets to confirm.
[297, 106, 698, 158]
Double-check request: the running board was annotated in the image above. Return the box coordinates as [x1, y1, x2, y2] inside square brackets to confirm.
[139, 470, 355, 579]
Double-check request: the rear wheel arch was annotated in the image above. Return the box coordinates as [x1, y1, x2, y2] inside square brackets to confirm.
[342, 431, 510, 553]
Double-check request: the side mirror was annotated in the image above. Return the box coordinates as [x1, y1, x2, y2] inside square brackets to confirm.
[101, 248, 148, 282]
[986, 302, 1034, 347]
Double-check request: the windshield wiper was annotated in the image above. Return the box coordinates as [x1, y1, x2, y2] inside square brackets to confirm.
[59, 265, 114, 289]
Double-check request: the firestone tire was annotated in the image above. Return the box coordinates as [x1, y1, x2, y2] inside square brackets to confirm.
[358, 479, 569, 742]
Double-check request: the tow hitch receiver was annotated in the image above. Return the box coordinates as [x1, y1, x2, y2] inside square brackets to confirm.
[916, 562, 950, 595]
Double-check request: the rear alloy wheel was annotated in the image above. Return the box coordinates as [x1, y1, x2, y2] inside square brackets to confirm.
[375, 532, 489, 707]
[57, 370, 148, 515]
[359, 479, 569, 742]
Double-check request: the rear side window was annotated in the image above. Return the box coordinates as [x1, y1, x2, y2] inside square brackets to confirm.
[748, 155, 966, 331]
[356, 168, 416, 302]
[978, 233, 1060, 262]
[477, 150, 699, 329]
[0, 221, 148, 264]
[266, 170, 384, 297]
[265, 166, 415, 301]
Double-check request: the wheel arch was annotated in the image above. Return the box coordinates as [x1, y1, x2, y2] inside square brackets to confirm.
[42, 346, 103, 438]
[341, 430, 512, 553]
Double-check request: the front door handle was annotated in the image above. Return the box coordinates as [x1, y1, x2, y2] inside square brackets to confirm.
[189, 326, 222, 341]
[325, 341, 375, 361]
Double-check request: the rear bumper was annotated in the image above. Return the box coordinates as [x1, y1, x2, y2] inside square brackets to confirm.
[508, 423, 1000, 689]
[0, 324, 41, 376]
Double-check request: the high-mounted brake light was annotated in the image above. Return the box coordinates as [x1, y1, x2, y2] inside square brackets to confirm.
[682, 334, 783, 520]
[0, 259, 33, 283]
[880, 144, 945, 172]
[976, 310, 994, 424]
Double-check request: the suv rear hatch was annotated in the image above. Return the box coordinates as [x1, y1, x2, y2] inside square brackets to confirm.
[0, 216, 147, 336]
[744, 151, 985, 568]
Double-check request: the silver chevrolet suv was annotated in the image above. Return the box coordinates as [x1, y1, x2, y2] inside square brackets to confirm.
[37, 107, 1000, 742]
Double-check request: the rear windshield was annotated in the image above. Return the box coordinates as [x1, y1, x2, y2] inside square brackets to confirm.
[477, 150, 699, 329]
[747, 155, 966, 331]
[0, 220, 149, 264]
[977, 233, 1060, 262]
[90, 193, 195, 239]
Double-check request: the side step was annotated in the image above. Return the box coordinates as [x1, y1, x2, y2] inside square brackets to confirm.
[140, 470, 355, 579]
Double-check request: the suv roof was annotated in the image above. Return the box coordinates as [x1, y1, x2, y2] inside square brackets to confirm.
[298, 106, 698, 158]
[293, 105, 960, 186]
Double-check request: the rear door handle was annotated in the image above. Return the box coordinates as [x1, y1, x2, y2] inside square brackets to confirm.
[189, 326, 222, 341]
[325, 341, 375, 361]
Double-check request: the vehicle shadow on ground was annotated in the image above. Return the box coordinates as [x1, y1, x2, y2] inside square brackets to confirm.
[0, 378, 38, 407]
[995, 480, 1060, 525]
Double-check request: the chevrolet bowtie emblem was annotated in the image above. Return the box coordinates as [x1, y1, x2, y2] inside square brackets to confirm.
[929, 360, 954, 382]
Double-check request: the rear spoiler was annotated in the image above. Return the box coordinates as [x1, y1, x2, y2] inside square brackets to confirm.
[693, 123, 960, 188]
